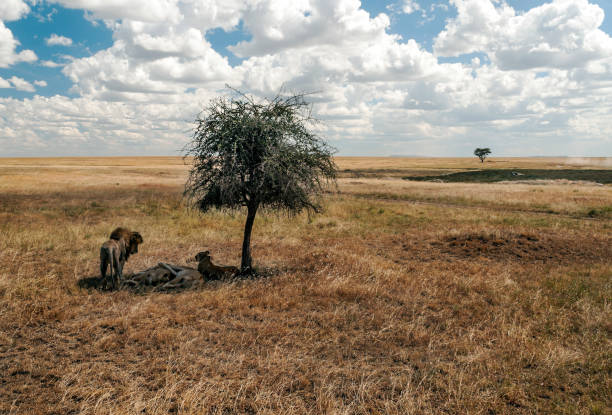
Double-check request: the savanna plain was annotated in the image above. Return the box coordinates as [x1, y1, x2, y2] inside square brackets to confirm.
[0, 156, 610, 415]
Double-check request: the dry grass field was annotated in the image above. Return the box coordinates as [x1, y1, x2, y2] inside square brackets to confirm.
[0, 157, 610, 414]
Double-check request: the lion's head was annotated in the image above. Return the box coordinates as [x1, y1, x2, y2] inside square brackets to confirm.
[129, 232, 143, 254]
[194, 251, 210, 262]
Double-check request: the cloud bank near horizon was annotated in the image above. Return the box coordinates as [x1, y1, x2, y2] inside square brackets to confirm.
[1, 0, 612, 157]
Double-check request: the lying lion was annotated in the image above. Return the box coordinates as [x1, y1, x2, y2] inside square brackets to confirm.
[122, 251, 238, 291]
[154, 263, 203, 291]
[122, 263, 202, 291]
[195, 251, 239, 280]
[122, 264, 175, 287]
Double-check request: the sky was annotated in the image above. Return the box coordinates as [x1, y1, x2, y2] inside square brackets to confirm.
[1, 0, 612, 157]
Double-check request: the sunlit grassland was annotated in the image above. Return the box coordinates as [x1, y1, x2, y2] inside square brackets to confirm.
[0, 157, 610, 415]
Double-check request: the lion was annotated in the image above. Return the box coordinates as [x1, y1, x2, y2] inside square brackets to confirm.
[99, 228, 143, 290]
[156, 252, 238, 289]
[100, 238, 126, 290]
[121, 251, 238, 291]
[122, 265, 174, 288]
[123, 263, 203, 291]
[195, 251, 239, 280]
[153, 263, 203, 291]
[109, 227, 143, 260]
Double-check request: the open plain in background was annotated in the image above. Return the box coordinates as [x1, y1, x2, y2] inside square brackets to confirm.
[0, 157, 610, 414]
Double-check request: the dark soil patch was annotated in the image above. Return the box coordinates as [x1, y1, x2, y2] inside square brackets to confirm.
[375, 232, 611, 265]
[339, 168, 463, 178]
[429, 232, 611, 263]
[339, 168, 420, 178]
[405, 169, 612, 184]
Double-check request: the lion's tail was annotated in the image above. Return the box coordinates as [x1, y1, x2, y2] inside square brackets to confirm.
[108, 250, 115, 279]
[100, 246, 114, 282]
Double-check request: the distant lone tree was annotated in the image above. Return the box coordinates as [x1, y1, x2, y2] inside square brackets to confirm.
[474, 147, 491, 163]
[184, 89, 337, 273]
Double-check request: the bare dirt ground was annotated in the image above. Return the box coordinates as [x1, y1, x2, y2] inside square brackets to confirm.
[0, 157, 610, 414]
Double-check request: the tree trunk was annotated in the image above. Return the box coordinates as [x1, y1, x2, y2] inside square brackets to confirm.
[241, 202, 258, 273]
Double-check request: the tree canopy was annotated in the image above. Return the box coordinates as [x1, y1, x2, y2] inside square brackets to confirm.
[184, 89, 337, 272]
[474, 147, 492, 163]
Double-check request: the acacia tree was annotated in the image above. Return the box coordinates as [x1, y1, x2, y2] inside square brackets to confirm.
[184, 90, 337, 273]
[474, 147, 491, 163]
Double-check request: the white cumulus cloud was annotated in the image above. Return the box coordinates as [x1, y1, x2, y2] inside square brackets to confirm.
[401, 0, 421, 14]
[9, 76, 35, 92]
[0, 22, 37, 68]
[230, 0, 391, 57]
[0, 0, 36, 68]
[1, 0, 612, 156]
[41, 60, 64, 67]
[435, 0, 612, 71]
[0, 0, 29, 21]
[49, 0, 182, 23]
[46, 34, 73, 46]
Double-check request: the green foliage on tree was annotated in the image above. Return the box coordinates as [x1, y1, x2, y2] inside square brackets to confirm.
[474, 147, 492, 163]
[184, 90, 337, 273]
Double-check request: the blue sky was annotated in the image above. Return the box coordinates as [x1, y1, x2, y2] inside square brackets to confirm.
[1, 0, 612, 157]
[2, 6, 112, 98]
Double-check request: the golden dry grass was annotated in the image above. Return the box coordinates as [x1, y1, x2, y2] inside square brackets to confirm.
[334, 156, 612, 178]
[0, 157, 610, 414]
[334, 156, 611, 171]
